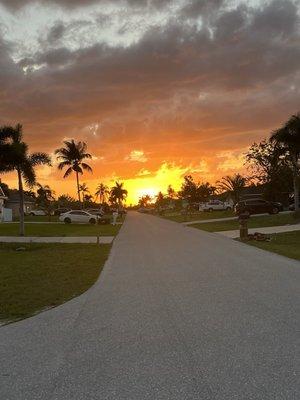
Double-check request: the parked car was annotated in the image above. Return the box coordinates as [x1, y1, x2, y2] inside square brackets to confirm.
[28, 209, 46, 216]
[200, 200, 232, 212]
[85, 208, 104, 217]
[234, 199, 283, 216]
[59, 210, 99, 224]
[54, 208, 71, 216]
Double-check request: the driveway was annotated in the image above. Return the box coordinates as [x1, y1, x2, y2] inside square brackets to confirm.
[0, 212, 299, 399]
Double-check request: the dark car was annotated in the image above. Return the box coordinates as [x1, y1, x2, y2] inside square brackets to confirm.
[234, 199, 283, 216]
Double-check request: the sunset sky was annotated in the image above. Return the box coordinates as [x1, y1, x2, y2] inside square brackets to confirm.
[0, 0, 299, 204]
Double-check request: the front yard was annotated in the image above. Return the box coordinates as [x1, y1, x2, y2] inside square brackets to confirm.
[244, 231, 300, 262]
[191, 212, 299, 232]
[162, 209, 234, 223]
[0, 243, 111, 324]
[0, 222, 121, 236]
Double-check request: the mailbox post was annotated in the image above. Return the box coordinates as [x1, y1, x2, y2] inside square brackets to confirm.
[238, 212, 250, 240]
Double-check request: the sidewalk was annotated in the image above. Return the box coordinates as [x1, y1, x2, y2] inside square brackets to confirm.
[218, 223, 300, 239]
[0, 236, 114, 244]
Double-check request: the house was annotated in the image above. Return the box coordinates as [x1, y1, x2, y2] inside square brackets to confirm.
[0, 185, 7, 222]
[4, 190, 36, 218]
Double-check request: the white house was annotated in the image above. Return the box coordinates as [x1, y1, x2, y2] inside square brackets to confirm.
[0, 185, 7, 222]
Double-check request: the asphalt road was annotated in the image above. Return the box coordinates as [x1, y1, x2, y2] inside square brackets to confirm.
[0, 212, 299, 399]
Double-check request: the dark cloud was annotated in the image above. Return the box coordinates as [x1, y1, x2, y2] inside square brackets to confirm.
[0, 0, 299, 170]
[46, 22, 66, 44]
[0, 0, 172, 10]
[181, 0, 225, 19]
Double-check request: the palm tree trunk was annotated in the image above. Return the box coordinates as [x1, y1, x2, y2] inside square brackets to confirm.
[76, 171, 81, 204]
[17, 169, 25, 236]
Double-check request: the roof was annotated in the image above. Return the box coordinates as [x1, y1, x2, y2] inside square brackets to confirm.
[6, 190, 35, 204]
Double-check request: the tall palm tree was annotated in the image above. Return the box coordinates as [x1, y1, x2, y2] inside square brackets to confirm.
[217, 174, 247, 204]
[55, 140, 92, 203]
[0, 124, 51, 235]
[271, 113, 300, 211]
[110, 182, 128, 208]
[95, 183, 109, 204]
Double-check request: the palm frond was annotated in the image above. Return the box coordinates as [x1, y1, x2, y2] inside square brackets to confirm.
[22, 161, 36, 187]
[81, 163, 93, 173]
[30, 152, 51, 166]
[63, 167, 73, 178]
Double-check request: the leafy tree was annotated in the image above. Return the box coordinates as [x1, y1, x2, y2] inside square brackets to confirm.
[217, 174, 247, 203]
[110, 182, 128, 208]
[36, 184, 55, 221]
[55, 140, 92, 204]
[178, 175, 215, 204]
[271, 113, 300, 211]
[0, 124, 51, 235]
[178, 175, 198, 204]
[197, 182, 215, 202]
[245, 138, 293, 201]
[167, 185, 176, 199]
[155, 191, 166, 214]
[57, 194, 76, 208]
[95, 183, 109, 204]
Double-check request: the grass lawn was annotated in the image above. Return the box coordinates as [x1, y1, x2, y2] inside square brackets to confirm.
[191, 212, 299, 232]
[0, 243, 111, 324]
[20, 215, 60, 222]
[162, 210, 234, 223]
[244, 231, 300, 262]
[0, 223, 121, 236]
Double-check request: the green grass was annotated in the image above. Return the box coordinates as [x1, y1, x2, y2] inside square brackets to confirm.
[0, 243, 111, 323]
[20, 215, 60, 222]
[162, 210, 234, 223]
[191, 212, 299, 232]
[244, 231, 300, 262]
[0, 223, 121, 237]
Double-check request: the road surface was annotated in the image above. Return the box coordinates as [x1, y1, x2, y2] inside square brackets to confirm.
[0, 212, 299, 399]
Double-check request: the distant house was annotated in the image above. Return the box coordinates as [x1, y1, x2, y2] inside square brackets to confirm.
[0, 185, 7, 222]
[4, 190, 36, 218]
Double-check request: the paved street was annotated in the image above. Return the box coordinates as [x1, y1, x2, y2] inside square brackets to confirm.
[0, 212, 299, 399]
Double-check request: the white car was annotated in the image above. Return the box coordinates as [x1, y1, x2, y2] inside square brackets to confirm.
[28, 209, 46, 216]
[59, 210, 99, 224]
[200, 200, 232, 212]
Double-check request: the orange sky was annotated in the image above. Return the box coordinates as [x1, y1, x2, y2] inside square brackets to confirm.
[0, 0, 299, 204]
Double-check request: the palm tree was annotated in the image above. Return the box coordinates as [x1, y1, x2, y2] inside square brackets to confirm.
[110, 182, 128, 208]
[138, 194, 151, 207]
[271, 113, 300, 211]
[55, 140, 92, 203]
[0, 124, 51, 235]
[79, 182, 90, 198]
[217, 174, 247, 204]
[95, 183, 109, 204]
[36, 183, 55, 221]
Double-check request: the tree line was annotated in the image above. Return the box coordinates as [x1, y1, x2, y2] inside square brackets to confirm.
[139, 113, 300, 212]
[0, 125, 127, 235]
